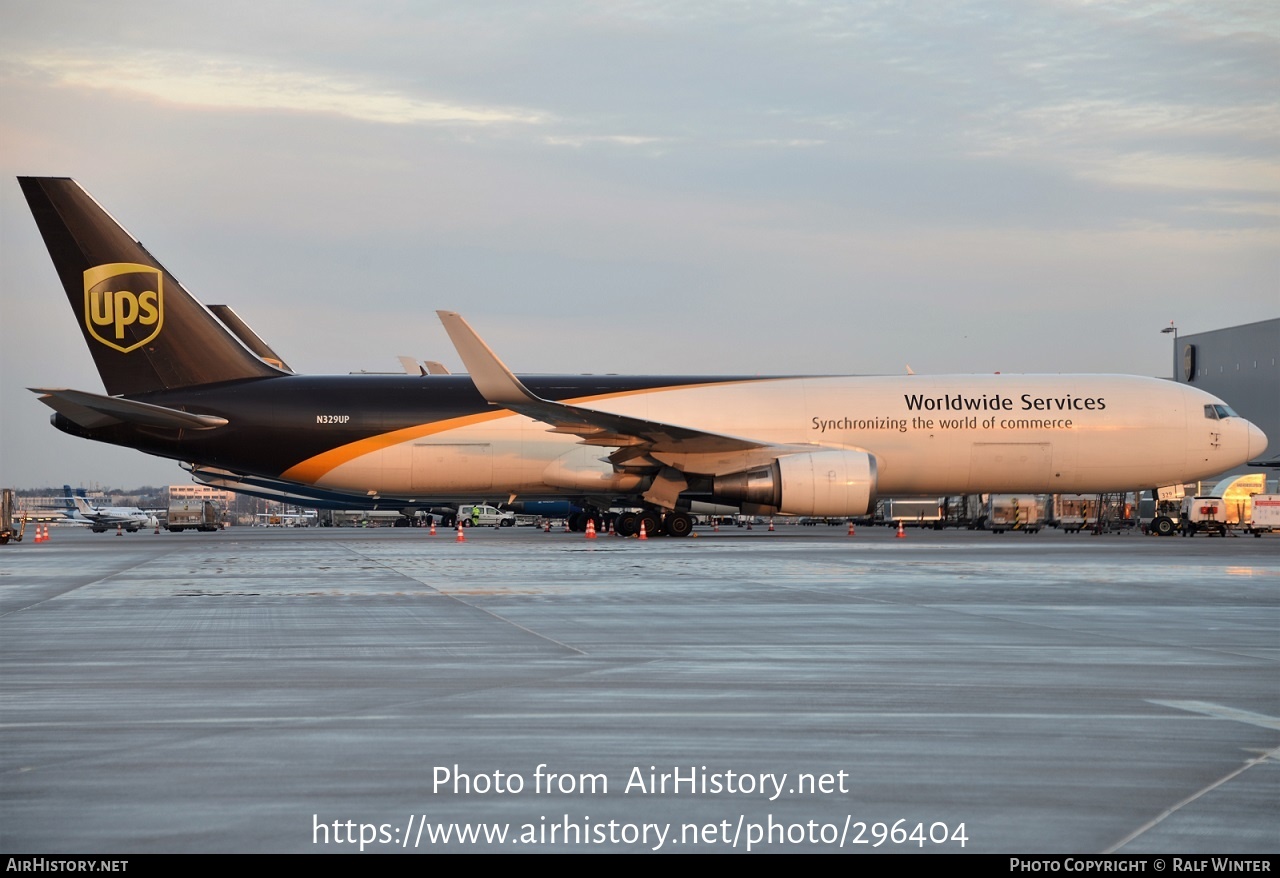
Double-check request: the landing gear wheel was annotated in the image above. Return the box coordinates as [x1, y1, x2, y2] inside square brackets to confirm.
[1152, 516, 1175, 537]
[615, 512, 639, 537]
[663, 512, 694, 538]
[637, 511, 662, 538]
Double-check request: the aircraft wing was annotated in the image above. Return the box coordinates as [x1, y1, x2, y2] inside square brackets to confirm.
[437, 311, 767, 455]
[14, 509, 70, 523]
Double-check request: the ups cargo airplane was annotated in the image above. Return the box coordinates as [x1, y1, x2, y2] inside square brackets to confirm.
[19, 177, 1268, 536]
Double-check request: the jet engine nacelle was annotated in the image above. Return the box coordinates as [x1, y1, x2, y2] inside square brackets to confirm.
[712, 450, 877, 516]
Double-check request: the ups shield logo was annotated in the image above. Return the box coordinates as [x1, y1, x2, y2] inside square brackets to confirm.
[84, 263, 163, 353]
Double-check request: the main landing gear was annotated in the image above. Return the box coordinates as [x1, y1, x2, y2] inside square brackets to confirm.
[569, 509, 696, 537]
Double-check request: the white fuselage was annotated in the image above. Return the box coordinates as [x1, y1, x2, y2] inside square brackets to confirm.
[304, 374, 1264, 501]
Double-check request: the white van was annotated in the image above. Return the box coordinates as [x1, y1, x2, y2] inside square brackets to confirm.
[457, 504, 516, 527]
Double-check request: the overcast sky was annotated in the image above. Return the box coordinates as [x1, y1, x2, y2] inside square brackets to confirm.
[1, 0, 1276, 490]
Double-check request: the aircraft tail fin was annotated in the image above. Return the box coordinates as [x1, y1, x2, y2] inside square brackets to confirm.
[207, 305, 293, 373]
[18, 177, 284, 396]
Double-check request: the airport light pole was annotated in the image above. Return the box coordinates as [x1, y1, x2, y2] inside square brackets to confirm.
[1161, 322, 1177, 382]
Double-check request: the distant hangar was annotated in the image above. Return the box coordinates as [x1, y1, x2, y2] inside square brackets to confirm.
[1170, 317, 1279, 476]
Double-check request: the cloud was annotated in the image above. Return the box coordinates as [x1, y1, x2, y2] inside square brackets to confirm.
[541, 134, 672, 148]
[16, 51, 550, 127]
[2, 0, 1276, 488]
[1077, 152, 1280, 195]
[968, 98, 1280, 201]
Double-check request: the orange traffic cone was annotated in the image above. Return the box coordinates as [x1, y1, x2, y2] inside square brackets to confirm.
[456, 523, 466, 542]
[43, 525, 51, 542]
[608, 519, 615, 536]
[895, 521, 905, 539]
[34, 525, 43, 543]
[847, 521, 855, 537]
[638, 520, 648, 540]
[563, 519, 570, 533]
[116, 523, 123, 536]
[768, 518, 775, 531]
[585, 518, 597, 539]
[713, 520, 719, 532]
[543, 520, 551, 533]
[429, 522, 436, 536]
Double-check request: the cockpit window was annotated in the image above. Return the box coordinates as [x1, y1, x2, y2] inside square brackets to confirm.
[1204, 405, 1219, 420]
[1204, 404, 1237, 420]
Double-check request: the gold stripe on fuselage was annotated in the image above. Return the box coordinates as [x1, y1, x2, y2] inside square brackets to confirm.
[280, 409, 514, 484]
[279, 378, 775, 484]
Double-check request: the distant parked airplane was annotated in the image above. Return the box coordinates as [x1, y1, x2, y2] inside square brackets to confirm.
[70, 497, 155, 533]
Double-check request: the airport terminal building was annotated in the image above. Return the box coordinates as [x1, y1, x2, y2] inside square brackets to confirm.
[1167, 317, 1278, 478]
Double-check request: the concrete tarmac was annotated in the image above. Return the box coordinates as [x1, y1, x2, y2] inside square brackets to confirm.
[1, 524, 1276, 853]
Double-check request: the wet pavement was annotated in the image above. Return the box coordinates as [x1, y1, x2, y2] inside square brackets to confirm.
[1, 525, 1276, 853]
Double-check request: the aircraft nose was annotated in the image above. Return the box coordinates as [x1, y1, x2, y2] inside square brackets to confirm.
[1247, 420, 1268, 459]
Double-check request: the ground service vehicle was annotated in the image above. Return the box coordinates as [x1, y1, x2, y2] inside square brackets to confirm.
[167, 500, 222, 532]
[882, 498, 944, 528]
[457, 504, 516, 527]
[1, 490, 24, 544]
[983, 495, 1045, 533]
[18, 177, 1269, 536]
[1175, 496, 1229, 537]
[1247, 495, 1280, 536]
[1052, 494, 1096, 533]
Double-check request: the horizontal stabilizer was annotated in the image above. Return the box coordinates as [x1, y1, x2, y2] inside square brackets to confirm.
[31, 388, 228, 430]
